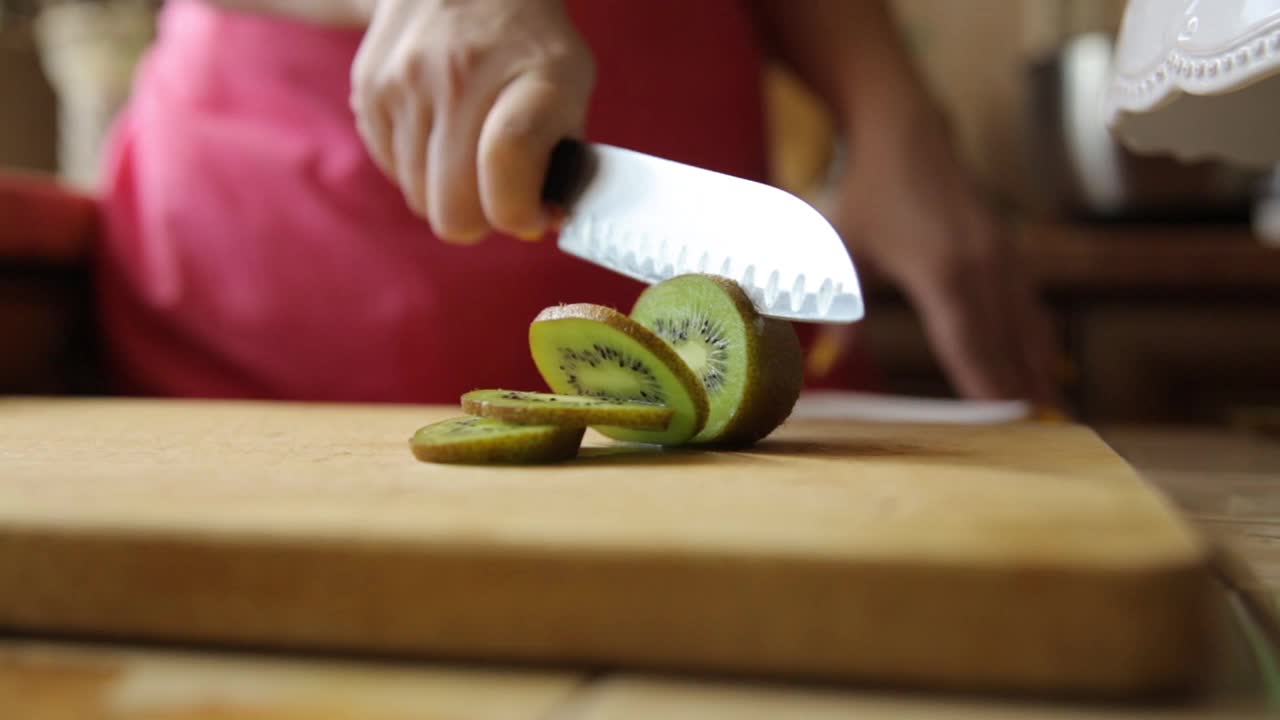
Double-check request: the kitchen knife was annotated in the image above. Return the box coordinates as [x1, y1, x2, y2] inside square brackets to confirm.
[540, 139, 864, 324]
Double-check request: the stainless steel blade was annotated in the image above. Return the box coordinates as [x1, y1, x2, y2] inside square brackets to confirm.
[554, 143, 863, 324]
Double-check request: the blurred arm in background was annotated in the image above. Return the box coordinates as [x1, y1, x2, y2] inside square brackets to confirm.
[748, 0, 1061, 407]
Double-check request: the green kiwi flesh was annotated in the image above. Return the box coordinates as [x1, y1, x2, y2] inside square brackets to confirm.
[461, 389, 673, 430]
[528, 303, 709, 445]
[409, 416, 584, 464]
[630, 273, 803, 446]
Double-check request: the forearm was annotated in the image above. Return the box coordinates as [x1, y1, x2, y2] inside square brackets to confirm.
[748, 0, 944, 142]
[196, 0, 374, 26]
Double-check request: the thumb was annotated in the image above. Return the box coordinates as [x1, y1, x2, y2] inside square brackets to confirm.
[477, 66, 593, 241]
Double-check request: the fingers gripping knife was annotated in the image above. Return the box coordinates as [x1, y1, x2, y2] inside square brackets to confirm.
[539, 139, 864, 324]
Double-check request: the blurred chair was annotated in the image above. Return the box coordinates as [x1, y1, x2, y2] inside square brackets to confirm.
[0, 168, 104, 394]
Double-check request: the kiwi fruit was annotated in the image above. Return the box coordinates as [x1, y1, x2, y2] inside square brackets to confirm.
[528, 303, 709, 445]
[409, 416, 585, 464]
[629, 273, 803, 446]
[461, 389, 673, 430]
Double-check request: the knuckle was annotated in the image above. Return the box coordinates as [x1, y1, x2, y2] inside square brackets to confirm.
[380, 53, 426, 98]
[540, 40, 595, 87]
[349, 44, 375, 85]
[373, 42, 486, 110]
[538, 38, 585, 68]
[483, 113, 543, 159]
[434, 43, 487, 106]
[357, 66, 407, 110]
[399, 52, 428, 90]
[349, 71, 379, 112]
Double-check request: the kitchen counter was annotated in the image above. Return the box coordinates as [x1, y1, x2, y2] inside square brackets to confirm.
[1, 418, 1276, 719]
[1101, 425, 1280, 622]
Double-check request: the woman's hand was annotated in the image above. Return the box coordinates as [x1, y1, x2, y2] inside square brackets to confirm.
[747, 0, 1062, 407]
[828, 110, 1062, 406]
[349, 0, 594, 243]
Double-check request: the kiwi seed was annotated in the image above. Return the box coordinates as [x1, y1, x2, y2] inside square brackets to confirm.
[630, 273, 803, 446]
[528, 303, 709, 445]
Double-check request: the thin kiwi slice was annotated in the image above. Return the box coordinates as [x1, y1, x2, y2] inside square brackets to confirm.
[409, 416, 584, 464]
[528, 303, 709, 445]
[462, 389, 673, 430]
[630, 273, 803, 446]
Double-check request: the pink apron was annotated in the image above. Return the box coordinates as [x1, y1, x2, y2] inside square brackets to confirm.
[95, 0, 875, 403]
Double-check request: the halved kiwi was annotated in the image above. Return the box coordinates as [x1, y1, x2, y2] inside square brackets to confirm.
[630, 274, 803, 446]
[461, 389, 673, 430]
[409, 416, 584, 464]
[528, 303, 709, 445]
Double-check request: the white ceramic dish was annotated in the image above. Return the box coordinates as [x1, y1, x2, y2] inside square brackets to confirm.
[1105, 0, 1280, 168]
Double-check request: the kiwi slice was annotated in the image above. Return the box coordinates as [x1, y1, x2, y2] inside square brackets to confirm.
[409, 416, 584, 464]
[462, 389, 673, 430]
[528, 303, 709, 445]
[630, 274, 803, 446]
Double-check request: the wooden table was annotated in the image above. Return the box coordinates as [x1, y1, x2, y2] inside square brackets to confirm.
[2, 423, 1276, 719]
[1101, 425, 1280, 633]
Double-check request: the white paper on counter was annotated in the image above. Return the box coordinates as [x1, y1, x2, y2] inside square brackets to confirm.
[791, 391, 1031, 425]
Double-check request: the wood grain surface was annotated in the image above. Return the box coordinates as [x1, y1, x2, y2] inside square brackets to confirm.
[0, 397, 1212, 697]
[0, 639, 585, 720]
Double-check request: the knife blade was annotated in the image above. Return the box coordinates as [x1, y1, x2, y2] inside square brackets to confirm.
[540, 139, 864, 324]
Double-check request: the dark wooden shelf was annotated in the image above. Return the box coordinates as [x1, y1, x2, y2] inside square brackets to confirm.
[863, 221, 1280, 298]
[1017, 221, 1280, 293]
[858, 221, 1280, 423]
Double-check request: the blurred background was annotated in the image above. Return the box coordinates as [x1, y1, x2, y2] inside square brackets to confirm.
[2, 0, 1279, 428]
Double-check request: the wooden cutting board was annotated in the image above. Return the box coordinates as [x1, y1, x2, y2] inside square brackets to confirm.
[0, 397, 1212, 698]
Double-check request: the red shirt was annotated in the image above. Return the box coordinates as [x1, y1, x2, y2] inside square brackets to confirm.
[95, 0, 873, 403]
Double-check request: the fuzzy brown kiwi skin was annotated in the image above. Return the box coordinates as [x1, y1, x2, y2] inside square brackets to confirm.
[409, 418, 585, 465]
[409, 432, 583, 464]
[654, 274, 803, 448]
[460, 389, 673, 430]
[531, 303, 710, 441]
[723, 310, 804, 446]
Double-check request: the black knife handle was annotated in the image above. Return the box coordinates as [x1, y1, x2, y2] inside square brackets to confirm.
[540, 137, 591, 209]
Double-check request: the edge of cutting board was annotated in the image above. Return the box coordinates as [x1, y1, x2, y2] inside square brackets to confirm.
[0, 398, 1216, 698]
[0, 517, 1214, 699]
